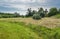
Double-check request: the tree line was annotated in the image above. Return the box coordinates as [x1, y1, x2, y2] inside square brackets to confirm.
[0, 12, 20, 18]
[0, 7, 60, 19]
[26, 7, 60, 20]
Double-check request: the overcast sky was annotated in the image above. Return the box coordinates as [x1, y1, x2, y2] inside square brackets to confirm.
[0, 0, 60, 15]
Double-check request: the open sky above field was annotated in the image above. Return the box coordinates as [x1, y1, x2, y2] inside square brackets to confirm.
[0, 0, 60, 15]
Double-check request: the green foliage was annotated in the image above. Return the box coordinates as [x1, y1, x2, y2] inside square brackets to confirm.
[48, 7, 58, 17]
[0, 21, 40, 39]
[38, 7, 44, 13]
[0, 20, 60, 39]
[26, 7, 59, 18]
[33, 13, 41, 20]
[32, 10, 36, 15]
[26, 8, 32, 17]
[38, 7, 45, 17]
[26, 7, 49, 19]
[0, 12, 20, 18]
[26, 7, 48, 18]
[58, 9, 60, 14]
[40, 13, 45, 18]
[32, 7, 48, 19]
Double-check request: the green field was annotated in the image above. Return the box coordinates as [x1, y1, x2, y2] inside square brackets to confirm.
[0, 21, 41, 39]
[0, 17, 60, 39]
[0, 21, 51, 39]
[53, 14, 60, 18]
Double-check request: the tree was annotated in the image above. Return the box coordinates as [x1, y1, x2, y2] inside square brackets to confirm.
[58, 9, 60, 14]
[32, 10, 36, 15]
[38, 7, 45, 17]
[44, 9, 48, 17]
[40, 13, 45, 18]
[14, 12, 20, 17]
[48, 7, 58, 17]
[26, 8, 32, 17]
[38, 7, 44, 14]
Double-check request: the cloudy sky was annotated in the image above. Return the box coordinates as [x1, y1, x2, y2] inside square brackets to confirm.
[0, 0, 60, 15]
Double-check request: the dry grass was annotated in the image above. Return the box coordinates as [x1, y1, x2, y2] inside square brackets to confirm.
[0, 17, 60, 28]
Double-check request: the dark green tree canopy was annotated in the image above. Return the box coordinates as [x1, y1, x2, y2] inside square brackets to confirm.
[48, 7, 58, 16]
[58, 8, 60, 14]
[38, 7, 44, 13]
[26, 8, 32, 17]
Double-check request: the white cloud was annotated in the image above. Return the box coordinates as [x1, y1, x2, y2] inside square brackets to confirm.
[0, 0, 51, 15]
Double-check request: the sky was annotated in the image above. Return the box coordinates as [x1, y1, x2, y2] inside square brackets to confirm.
[0, 0, 60, 15]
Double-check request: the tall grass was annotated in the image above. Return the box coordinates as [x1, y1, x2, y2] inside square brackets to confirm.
[54, 14, 60, 18]
[0, 21, 41, 39]
[0, 20, 60, 39]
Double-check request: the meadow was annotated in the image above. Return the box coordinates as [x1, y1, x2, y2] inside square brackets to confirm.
[0, 17, 60, 28]
[0, 15, 60, 39]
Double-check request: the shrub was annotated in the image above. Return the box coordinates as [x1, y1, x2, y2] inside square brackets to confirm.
[33, 14, 41, 20]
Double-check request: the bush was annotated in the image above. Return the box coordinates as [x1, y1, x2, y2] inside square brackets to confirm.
[33, 14, 41, 20]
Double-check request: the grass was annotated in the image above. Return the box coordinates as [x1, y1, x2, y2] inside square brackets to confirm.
[0, 21, 53, 39]
[53, 14, 60, 18]
[0, 21, 60, 39]
[0, 21, 42, 39]
[0, 16, 60, 39]
[0, 17, 60, 28]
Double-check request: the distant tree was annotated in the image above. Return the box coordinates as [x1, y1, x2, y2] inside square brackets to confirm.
[44, 9, 48, 17]
[32, 10, 37, 15]
[40, 13, 45, 18]
[38, 7, 45, 17]
[14, 12, 20, 17]
[48, 7, 58, 17]
[58, 9, 60, 14]
[20, 15, 25, 18]
[38, 7, 44, 13]
[26, 8, 32, 17]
